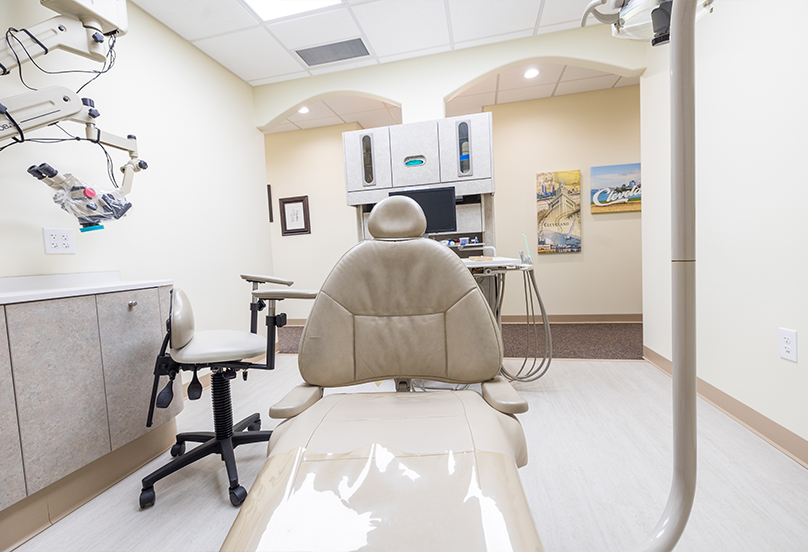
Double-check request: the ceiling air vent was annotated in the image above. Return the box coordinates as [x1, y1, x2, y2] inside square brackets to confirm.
[296, 38, 370, 67]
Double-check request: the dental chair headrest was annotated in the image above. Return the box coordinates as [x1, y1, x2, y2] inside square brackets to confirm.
[368, 196, 427, 239]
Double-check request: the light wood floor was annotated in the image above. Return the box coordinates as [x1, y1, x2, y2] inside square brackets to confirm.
[15, 357, 808, 551]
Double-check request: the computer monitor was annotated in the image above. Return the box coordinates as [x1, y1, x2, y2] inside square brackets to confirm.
[389, 186, 457, 234]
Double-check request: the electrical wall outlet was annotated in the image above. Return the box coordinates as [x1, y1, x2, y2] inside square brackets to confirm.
[43, 227, 76, 255]
[779, 328, 797, 362]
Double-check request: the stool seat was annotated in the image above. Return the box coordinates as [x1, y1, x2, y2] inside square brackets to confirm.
[253, 289, 318, 300]
[170, 330, 266, 364]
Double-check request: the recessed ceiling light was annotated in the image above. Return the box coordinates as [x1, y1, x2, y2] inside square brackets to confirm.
[298, 106, 309, 114]
[244, 0, 342, 22]
[524, 68, 540, 79]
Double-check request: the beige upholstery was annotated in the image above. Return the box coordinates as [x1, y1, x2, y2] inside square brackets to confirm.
[169, 289, 266, 364]
[366, 195, 426, 238]
[221, 197, 539, 552]
[298, 216, 503, 387]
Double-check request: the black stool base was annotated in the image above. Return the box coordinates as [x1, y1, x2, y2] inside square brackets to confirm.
[139, 412, 272, 509]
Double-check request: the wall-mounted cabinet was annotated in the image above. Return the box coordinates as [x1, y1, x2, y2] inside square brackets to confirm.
[343, 127, 392, 193]
[344, 112, 494, 206]
[438, 113, 493, 183]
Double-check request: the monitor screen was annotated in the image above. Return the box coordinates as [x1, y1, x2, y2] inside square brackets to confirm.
[389, 186, 457, 234]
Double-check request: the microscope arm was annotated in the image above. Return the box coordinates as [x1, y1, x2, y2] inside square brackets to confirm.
[0, 86, 145, 194]
[0, 16, 108, 76]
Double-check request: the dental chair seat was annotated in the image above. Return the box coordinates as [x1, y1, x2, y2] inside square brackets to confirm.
[222, 390, 540, 552]
[169, 330, 266, 364]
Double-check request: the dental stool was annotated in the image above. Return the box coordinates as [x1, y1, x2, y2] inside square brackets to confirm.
[222, 196, 542, 551]
[139, 289, 273, 509]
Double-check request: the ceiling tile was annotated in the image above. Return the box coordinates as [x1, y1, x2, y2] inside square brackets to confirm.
[268, 7, 360, 51]
[497, 83, 555, 104]
[265, 121, 302, 134]
[342, 109, 397, 129]
[454, 76, 497, 98]
[555, 75, 620, 96]
[614, 76, 640, 87]
[445, 92, 495, 117]
[539, 0, 605, 27]
[378, 44, 451, 64]
[498, 63, 564, 90]
[453, 29, 534, 50]
[132, 0, 259, 41]
[352, 0, 450, 58]
[448, 0, 540, 43]
[295, 115, 346, 129]
[288, 102, 337, 122]
[323, 96, 386, 115]
[193, 27, 303, 81]
[562, 65, 613, 81]
[307, 56, 378, 75]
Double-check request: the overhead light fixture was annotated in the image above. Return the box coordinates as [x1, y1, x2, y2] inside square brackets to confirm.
[524, 68, 540, 79]
[581, 0, 713, 45]
[244, 0, 342, 22]
[298, 106, 309, 114]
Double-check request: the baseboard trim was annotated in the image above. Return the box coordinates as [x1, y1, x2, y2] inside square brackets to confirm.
[502, 314, 642, 324]
[0, 419, 177, 552]
[643, 345, 808, 469]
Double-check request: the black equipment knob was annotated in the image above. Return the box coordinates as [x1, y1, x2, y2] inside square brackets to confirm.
[81, 98, 95, 107]
[137, 160, 148, 170]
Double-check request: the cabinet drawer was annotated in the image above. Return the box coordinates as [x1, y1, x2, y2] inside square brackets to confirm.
[0, 307, 26, 510]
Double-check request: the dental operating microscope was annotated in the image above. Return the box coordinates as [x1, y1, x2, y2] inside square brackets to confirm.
[0, 0, 145, 231]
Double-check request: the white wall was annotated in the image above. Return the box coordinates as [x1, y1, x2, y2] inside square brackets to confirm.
[489, 86, 642, 317]
[641, 1, 808, 439]
[264, 123, 361, 320]
[0, 2, 271, 332]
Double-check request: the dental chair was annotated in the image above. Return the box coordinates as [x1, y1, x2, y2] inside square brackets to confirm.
[222, 196, 542, 552]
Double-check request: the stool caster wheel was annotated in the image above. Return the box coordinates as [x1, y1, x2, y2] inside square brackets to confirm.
[229, 485, 247, 507]
[248, 420, 261, 432]
[170, 442, 186, 457]
[139, 486, 155, 509]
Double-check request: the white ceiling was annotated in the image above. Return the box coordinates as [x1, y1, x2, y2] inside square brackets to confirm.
[132, 0, 629, 133]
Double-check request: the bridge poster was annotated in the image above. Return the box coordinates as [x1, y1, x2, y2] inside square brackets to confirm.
[536, 170, 582, 254]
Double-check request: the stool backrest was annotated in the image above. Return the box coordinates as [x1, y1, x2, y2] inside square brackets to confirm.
[170, 289, 195, 350]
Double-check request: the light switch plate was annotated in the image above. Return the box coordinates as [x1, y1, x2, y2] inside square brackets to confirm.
[43, 227, 75, 255]
[780, 328, 797, 362]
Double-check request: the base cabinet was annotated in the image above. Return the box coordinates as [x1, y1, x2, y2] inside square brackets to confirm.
[0, 284, 182, 509]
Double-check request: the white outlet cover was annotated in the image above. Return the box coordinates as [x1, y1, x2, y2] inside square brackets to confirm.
[779, 328, 797, 362]
[43, 227, 76, 255]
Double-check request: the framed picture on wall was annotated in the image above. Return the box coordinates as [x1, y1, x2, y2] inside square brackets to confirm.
[279, 196, 311, 236]
[590, 163, 642, 213]
[536, 170, 582, 254]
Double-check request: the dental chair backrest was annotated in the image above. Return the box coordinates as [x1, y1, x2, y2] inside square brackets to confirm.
[298, 195, 503, 387]
[169, 289, 195, 350]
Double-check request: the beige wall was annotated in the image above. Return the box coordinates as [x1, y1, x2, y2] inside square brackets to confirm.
[489, 86, 642, 316]
[265, 123, 361, 320]
[641, 1, 808, 439]
[0, 2, 271, 332]
[265, 87, 642, 319]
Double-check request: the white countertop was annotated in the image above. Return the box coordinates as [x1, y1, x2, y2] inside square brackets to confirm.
[462, 256, 533, 270]
[0, 271, 172, 305]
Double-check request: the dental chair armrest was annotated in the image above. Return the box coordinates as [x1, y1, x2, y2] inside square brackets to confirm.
[270, 384, 324, 419]
[481, 376, 529, 414]
[240, 273, 294, 286]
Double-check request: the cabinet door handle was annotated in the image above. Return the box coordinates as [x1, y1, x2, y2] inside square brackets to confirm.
[128, 300, 138, 307]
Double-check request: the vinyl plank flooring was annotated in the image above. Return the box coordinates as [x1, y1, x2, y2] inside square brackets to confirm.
[15, 358, 808, 552]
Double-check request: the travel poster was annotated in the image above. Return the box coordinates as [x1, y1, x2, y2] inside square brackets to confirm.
[536, 170, 582, 254]
[590, 163, 642, 213]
